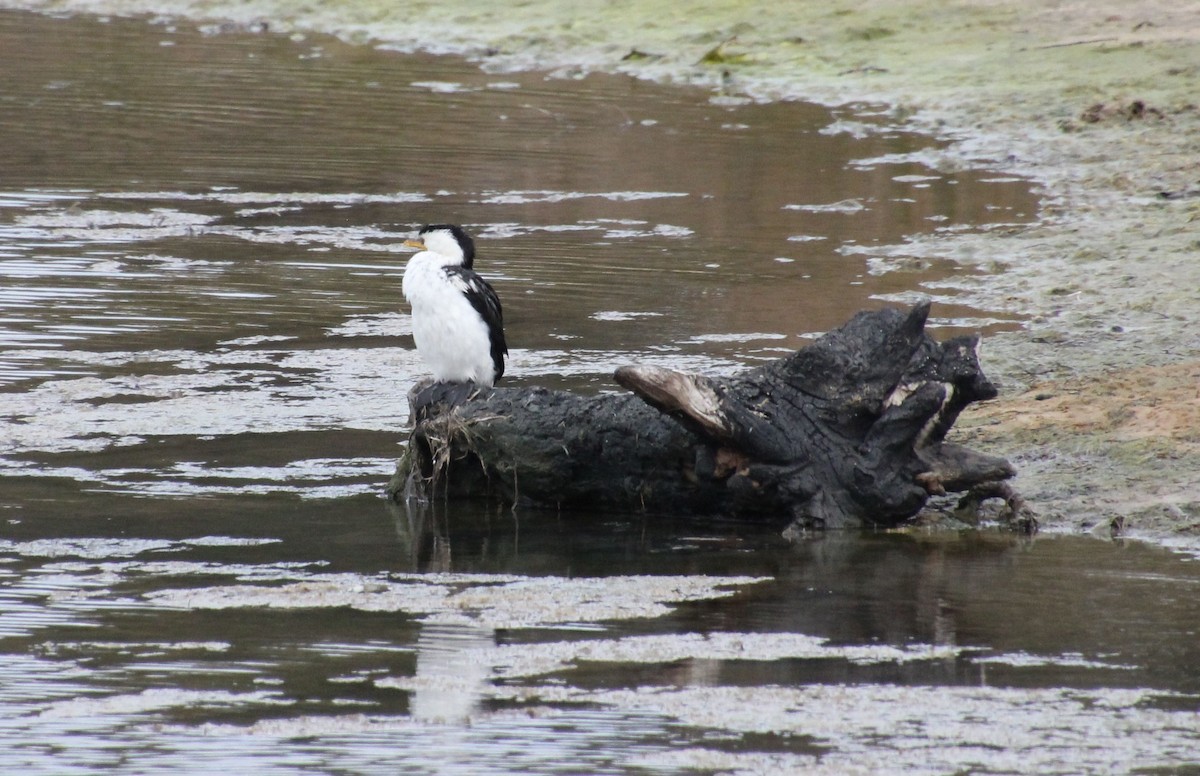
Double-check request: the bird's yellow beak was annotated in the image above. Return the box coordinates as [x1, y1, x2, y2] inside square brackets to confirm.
[403, 238, 426, 250]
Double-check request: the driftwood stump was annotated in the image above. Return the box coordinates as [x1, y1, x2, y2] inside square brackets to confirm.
[390, 303, 1026, 531]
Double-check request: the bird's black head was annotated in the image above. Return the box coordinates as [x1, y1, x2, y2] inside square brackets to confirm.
[419, 224, 476, 269]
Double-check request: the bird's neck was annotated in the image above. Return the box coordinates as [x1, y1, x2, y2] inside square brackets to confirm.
[405, 251, 460, 277]
[403, 251, 460, 303]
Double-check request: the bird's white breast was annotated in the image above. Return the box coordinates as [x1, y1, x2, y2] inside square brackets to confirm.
[403, 252, 497, 385]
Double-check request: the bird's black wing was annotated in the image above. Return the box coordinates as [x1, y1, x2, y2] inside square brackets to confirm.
[443, 265, 508, 382]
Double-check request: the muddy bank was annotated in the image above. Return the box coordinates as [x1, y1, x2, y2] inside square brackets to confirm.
[14, 0, 1199, 539]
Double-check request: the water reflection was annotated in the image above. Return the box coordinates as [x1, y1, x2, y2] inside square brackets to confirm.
[1, 484, 1197, 772]
[410, 622, 495, 723]
[390, 501, 1200, 692]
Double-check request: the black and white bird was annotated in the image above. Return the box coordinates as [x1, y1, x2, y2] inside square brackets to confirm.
[402, 224, 508, 386]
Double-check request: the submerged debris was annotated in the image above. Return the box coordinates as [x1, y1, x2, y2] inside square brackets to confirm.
[698, 36, 749, 65]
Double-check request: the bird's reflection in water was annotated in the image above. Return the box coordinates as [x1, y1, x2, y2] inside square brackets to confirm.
[390, 498, 499, 722]
[412, 621, 497, 723]
[392, 497, 450, 573]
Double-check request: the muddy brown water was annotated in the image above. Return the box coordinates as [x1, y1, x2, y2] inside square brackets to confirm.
[0, 9, 1197, 774]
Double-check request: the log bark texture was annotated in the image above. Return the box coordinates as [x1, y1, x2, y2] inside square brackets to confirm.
[391, 303, 1021, 530]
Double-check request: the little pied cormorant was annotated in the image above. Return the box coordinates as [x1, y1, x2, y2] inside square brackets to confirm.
[402, 224, 508, 386]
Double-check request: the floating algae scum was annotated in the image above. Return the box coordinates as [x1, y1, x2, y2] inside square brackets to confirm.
[0, 5, 1198, 774]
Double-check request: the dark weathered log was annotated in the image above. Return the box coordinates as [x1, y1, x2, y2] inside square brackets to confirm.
[390, 303, 1022, 530]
